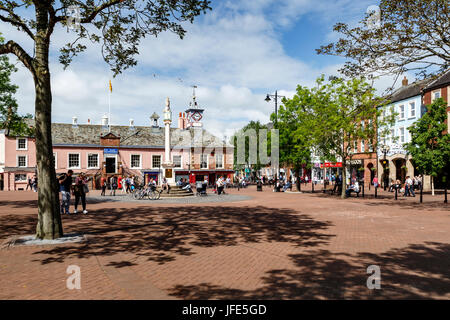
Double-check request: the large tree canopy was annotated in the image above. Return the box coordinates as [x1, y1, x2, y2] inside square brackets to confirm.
[405, 98, 450, 183]
[273, 86, 314, 191]
[317, 0, 449, 82]
[0, 0, 211, 239]
[308, 76, 393, 198]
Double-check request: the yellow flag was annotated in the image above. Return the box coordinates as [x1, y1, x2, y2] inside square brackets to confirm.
[109, 80, 112, 92]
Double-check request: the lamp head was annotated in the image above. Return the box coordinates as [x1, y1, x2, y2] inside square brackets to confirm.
[265, 94, 271, 102]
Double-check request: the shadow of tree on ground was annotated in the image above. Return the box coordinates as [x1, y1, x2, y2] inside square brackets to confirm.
[168, 242, 450, 299]
[26, 206, 333, 265]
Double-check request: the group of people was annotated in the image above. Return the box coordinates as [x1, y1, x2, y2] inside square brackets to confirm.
[26, 175, 38, 192]
[58, 170, 90, 215]
[387, 176, 421, 197]
[176, 178, 193, 192]
[100, 175, 139, 196]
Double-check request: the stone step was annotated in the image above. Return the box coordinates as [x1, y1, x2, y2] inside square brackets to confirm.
[159, 192, 194, 198]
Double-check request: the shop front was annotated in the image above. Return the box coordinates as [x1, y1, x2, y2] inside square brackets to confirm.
[143, 171, 161, 184]
[176, 170, 234, 184]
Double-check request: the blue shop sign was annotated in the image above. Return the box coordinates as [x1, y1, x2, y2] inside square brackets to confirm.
[104, 148, 118, 154]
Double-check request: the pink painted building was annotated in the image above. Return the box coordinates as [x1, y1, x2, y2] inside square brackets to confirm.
[0, 111, 234, 191]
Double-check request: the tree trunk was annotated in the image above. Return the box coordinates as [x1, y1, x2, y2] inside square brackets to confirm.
[341, 159, 347, 198]
[295, 166, 301, 192]
[34, 4, 63, 239]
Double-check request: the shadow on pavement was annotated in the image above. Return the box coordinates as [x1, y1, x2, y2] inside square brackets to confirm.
[168, 241, 450, 299]
[27, 205, 334, 265]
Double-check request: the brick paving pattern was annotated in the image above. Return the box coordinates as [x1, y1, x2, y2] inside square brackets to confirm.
[0, 186, 448, 299]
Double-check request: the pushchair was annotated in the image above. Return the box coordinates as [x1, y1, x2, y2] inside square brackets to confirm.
[196, 181, 207, 196]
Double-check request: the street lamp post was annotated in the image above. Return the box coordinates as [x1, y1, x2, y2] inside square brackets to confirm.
[265, 90, 285, 191]
[381, 145, 390, 191]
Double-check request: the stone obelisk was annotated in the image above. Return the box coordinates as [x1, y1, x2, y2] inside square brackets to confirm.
[162, 97, 175, 185]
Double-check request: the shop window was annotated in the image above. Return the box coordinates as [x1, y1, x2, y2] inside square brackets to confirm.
[15, 174, 27, 182]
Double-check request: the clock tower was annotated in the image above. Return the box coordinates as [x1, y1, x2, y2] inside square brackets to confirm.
[185, 85, 204, 128]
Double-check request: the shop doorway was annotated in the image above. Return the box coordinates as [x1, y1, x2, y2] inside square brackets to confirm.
[393, 158, 406, 182]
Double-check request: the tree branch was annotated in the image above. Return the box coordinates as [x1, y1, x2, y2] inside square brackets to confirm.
[0, 5, 35, 40]
[0, 40, 35, 77]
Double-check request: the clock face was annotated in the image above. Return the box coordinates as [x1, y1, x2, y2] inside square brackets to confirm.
[191, 112, 202, 122]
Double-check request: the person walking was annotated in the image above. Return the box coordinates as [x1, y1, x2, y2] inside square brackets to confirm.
[372, 176, 379, 189]
[110, 175, 118, 196]
[26, 177, 32, 191]
[404, 176, 415, 197]
[73, 172, 89, 214]
[125, 176, 131, 193]
[32, 175, 38, 192]
[217, 176, 225, 195]
[100, 175, 107, 196]
[58, 170, 73, 215]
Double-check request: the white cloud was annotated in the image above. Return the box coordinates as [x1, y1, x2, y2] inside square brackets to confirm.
[3, 0, 397, 141]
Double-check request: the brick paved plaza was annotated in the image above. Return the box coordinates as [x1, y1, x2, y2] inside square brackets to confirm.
[0, 186, 449, 300]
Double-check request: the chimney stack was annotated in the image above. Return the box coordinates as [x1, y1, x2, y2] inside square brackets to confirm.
[402, 76, 408, 86]
[178, 112, 186, 129]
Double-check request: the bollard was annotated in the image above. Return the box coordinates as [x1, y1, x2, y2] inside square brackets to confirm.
[395, 186, 398, 200]
[375, 186, 377, 198]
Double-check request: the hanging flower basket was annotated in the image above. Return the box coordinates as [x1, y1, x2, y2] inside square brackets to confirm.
[370, 167, 376, 171]
[401, 165, 408, 170]
[358, 167, 365, 172]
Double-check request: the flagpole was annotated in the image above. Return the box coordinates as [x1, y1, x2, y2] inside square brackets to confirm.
[108, 81, 111, 133]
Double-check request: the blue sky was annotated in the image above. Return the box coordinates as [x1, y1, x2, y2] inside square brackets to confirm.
[1, 0, 402, 139]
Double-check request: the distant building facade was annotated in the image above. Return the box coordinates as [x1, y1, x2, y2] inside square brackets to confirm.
[377, 77, 432, 189]
[0, 97, 234, 191]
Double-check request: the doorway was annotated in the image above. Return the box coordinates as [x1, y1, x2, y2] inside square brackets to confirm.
[105, 157, 116, 174]
[394, 158, 406, 182]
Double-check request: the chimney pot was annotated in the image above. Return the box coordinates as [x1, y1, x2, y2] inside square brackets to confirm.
[402, 76, 408, 86]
